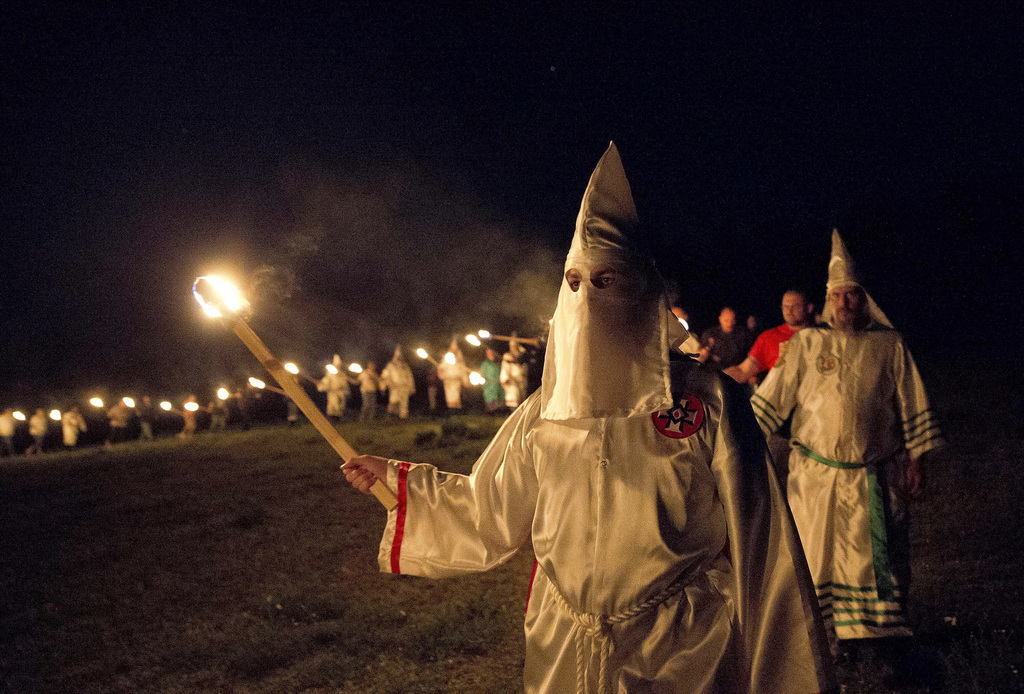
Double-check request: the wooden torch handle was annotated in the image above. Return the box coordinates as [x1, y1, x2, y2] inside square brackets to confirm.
[231, 317, 398, 511]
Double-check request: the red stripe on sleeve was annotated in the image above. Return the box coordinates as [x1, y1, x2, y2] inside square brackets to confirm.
[390, 462, 410, 574]
[524, 559, 539, 614]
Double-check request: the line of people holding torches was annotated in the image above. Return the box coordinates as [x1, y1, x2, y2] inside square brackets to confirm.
[0, 331, 543, 457]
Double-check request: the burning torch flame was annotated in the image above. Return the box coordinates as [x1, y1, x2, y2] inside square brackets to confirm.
[444, 352, 457, 365]
[325, 364, 339, 375]
[183, 401, 200, 412]
[477, 330, 491, 339]
[469, 371, 485, 386]
[282, 362, 319, 385]
[415, 348, 439, 366]
[247, 377, 286, 396]
[192, 275, 250, 319]
[13, 411, 25, 421]
[190, 275, 397, 510]
[90, 397, 104, 408]
[122, 397, 136, 408]
[160, 401, 172, 411]
[348, 363, 363, 374]
[217, 388, 230, 400]
[49, 409, 61, 421]
[465, 334, 481, 347]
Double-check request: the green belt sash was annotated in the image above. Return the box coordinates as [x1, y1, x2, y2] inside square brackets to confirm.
[796, 444, 895, 601]
[797, 444, 867, 469]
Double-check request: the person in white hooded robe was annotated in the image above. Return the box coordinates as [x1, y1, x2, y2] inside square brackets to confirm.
[752, 230, 943, 657]
[380, 346, 416, 420]
[499, 339, 529, 408]
[437, 338, 469, 409]
[344, 143, 835, 694]
[318, 354, 356, 420]
[62, 406, 87, 447]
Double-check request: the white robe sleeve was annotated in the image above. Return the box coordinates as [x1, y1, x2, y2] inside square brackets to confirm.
[894, 338, 944, 460]
[750, 333, 805, 436]
[377, 394, 540, 578]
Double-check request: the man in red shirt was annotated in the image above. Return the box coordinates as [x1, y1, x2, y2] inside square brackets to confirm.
[726, 290, 815, 481]
[724, 290, 814, 385]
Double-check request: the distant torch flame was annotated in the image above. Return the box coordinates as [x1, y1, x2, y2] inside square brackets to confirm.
[50, 409, 61, 421]
[477, 330, 491, 339]
[348, 363, 363, 374]
[13, 411, 25, 421]
[284, 362, 299, 375]
[444, 352, 457, 365]
[89, 398, 104, 408]
[416, 348, 429, 359]
[325, 364, 339, 375]
[465, 334, 481, 347]
[192, 275, 249, 318]
[248, 377, 266, 389]
[469, 371, 485, 386]
[160, 401, 172, 411]
[217, 388, 230, 400]
[184, 401, 200, 412]
[678, 317, 689, 330]
[122, 397, 135, 408]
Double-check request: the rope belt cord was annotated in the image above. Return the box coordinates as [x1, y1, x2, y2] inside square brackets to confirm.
[547, 571, 693, 694]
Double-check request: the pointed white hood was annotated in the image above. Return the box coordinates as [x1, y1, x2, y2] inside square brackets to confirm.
[540, 142, 686, 421]
[822, 229, 893, 328]
[446, 337, 465, 365]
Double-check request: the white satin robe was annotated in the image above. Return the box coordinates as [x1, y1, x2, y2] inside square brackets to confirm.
[378, 359, 835, 693]
[381, 360, 415, 417]
[318, 371, 350, 416]
[500, 353, 528, 408]
[752, 323, 943, 642]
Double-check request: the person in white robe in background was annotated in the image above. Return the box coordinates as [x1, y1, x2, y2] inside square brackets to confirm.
[1, 408, 17, 456]
[27, 409, 48, 455]
[500, 339, 529, 408]
[344, 143, 835, 694]
[318, 354, 355, 420]
[752, 230, 943, 665]
[380, 346, 416, 420]
[437, 338, 469, 409]
[62, 406, 87, 447]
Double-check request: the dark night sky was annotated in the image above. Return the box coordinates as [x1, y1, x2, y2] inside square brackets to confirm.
[1, 4, 1021, 404]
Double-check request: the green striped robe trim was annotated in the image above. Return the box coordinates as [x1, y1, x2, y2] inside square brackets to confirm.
[816, 590, 907, 628]
[903, 409, 943, 449]
[799, 447, 896, 601]
[750, 393, 783, 433]
[834, 617, 907, 629]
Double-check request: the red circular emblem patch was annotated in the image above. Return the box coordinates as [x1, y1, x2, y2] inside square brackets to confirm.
[652, 395, 705, 439]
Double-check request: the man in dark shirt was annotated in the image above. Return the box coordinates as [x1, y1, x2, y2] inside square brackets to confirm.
[699, 307, 752, 369]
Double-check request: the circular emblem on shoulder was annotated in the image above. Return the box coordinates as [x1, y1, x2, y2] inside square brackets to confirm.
[816, 353, 839, 375]
[652, 394, 705, 439]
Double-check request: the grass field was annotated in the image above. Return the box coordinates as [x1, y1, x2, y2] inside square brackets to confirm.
[2, 382, 1023, 692]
